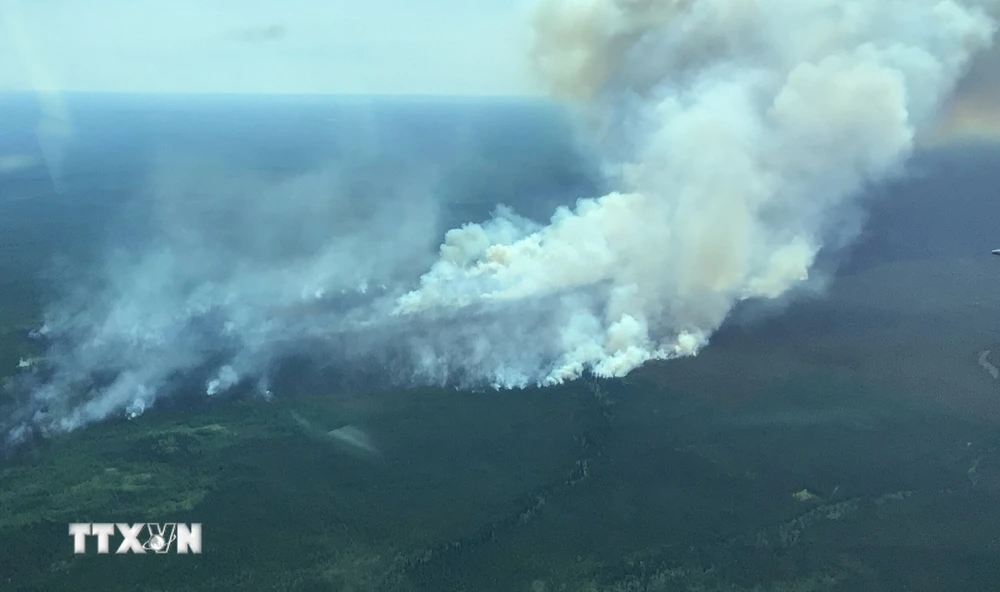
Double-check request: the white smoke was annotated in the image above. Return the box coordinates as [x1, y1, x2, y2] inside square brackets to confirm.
[395, 0, 998, 384]
[6, 157, 447, 435]
[4, 0, 998, 439]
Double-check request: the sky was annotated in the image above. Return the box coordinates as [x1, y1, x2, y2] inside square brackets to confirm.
[0, 0, 534, 95]
[0, 0, 998, 142]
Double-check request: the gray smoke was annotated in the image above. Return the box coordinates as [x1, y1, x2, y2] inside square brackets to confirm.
[8, 156, 447, 435]
[5, 0, 998, 439]
[398, 0, 998, 382]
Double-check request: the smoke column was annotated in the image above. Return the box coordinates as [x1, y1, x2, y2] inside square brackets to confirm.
[4, 0, 998, 439]
[396, 0, 998, 381]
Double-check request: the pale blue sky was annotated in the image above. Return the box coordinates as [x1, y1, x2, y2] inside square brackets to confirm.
[0, 0, 535, 95]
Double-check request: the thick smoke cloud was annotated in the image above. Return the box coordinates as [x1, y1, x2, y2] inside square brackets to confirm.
[399, 0, 998, 382]
[5, 0, 998, 439]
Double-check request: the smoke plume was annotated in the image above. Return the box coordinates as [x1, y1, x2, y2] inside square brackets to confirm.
[4, 0, 998, 439]
[398, 0, 997, 380]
